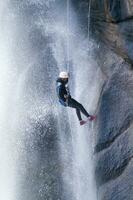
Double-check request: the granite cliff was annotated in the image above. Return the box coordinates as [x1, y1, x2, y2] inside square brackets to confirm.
[90, 1, 133, 199]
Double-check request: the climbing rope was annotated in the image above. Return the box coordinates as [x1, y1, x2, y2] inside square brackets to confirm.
[66, 0, 70, 73]
[88, 0, 92, 51]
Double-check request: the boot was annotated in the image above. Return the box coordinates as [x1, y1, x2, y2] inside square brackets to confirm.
[88, 115, 96, 121]
[80, 120, 86, 125]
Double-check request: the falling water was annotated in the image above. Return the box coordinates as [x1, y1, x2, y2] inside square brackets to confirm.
[0, 2, 19, 200]
[66, 0, 70, 71]
[53, 0, 102, 200]
[0, 1, 103, 200]
[88, 0, 92, 43]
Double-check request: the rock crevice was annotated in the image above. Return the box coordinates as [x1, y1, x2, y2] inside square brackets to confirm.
[95, 116, 133, 153]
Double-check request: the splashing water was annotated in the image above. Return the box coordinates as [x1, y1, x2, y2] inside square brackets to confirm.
[0, 2, 19, 200]
[0, 1, 104, 200]
[52, 1, 103, 200]
[39, 0, 103, 199]
[88, 0, 92, 43]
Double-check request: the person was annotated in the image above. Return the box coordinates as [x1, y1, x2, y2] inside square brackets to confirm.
[56, 71, 96, 125]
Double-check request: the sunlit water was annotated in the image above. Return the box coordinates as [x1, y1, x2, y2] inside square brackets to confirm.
[0, 1, 19, 200]
[51, 1, 103, 200]
[0, 1, 104, 200]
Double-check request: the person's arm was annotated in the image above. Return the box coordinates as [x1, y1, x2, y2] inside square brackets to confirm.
[56, 82, 66, 101]
[65, 84, 71, 98]
[59, 99, 68, 107]
[56, 84, 68, 106]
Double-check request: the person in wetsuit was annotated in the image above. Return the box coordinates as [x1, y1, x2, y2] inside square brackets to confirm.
[56, 71, 96, 125]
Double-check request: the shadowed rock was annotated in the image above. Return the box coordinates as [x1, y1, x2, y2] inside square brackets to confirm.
[91, 0, 133, 65]
[91, 1, 133, 199]
[98, 160, 133, 200]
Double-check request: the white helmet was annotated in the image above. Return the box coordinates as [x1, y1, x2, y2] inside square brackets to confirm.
[59, 71, 69, 79]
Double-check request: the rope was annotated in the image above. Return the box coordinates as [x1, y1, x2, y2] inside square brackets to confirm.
[66, 0, 70, 73]
[88, 0, 92, 51]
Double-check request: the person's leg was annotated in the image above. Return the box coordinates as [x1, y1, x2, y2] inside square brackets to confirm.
[76, 108, 82, 121]
[68, 98, 90, 119]
[67, 98, 82, 120]
[78, 102, 90, 118]
[76, 102, 96, 121]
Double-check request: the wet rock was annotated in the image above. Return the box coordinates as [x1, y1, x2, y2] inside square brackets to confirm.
[95, 125, 133, 186]
[92, 0, 133, 196]
[98, 159, 133, 200]
[95, 64, 133, 152]
[94, 63, 133, 200]
[91, 0, 133, 65]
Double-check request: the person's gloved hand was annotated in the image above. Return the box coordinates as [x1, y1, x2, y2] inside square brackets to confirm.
[64, 95, 69, 99]
[64, 95, 69, 106]
[65, 101, 68, 106]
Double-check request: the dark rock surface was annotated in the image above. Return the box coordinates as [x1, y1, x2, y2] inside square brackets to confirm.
[94, 63, 133, 199]
[91, 1, 133, 199]
[95, 125, 133, 186]
[99, 159, 133, 200]
[95, 64, 133, 153]
[91, 0, 133, 66]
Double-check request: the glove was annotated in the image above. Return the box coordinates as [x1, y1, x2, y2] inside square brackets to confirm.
[64, 95, 69, 99]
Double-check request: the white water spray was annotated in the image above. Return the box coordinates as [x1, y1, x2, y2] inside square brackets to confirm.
[51, 1, 103, 199]
[67, 0, 70, 71]
[0, 2, 19, 200]
[88, 0, 92, 43]
[0, 1, 102, 199]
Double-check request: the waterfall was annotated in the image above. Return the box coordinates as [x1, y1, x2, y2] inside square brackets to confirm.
[88, 0, 92, 43]
[71, 43, 100, 200]
[0, 1, 104, 199]
[52, 1, 103, 199]
[66, 0, 71, 72]
[0, 2, 19, 200]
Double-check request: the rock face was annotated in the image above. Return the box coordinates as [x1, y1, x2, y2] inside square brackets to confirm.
[95, 65, 133, 200]
[91, 1, 133, 199]
[91, 0, 133, 65]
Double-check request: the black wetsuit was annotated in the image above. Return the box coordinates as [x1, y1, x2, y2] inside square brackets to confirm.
[56, 78, 90, 121]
